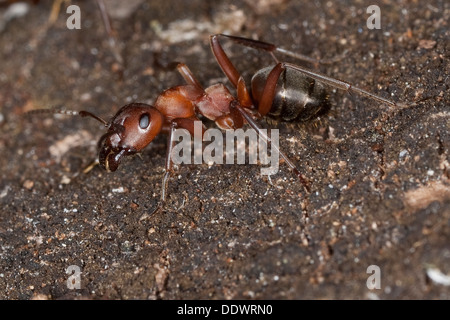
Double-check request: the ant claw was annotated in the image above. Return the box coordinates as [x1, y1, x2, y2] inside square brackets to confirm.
[139, 202, 165, 221]
[150, 202, 166, 216]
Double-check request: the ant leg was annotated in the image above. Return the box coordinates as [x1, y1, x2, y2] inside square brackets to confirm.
[175, 63, 204, 91]
[48, 0, 66, 25]
[209, 36, 253, 108]
[282, 62, 400, 107]
[160, 122, 177, 204]
[255, 64, 285, 116]
[230, 102, 311, 193]
[83, 159, 100, 174]
[252, 62, 399, 115]
[252, 60, 400, 109]
[210, 35, 241, 88]
[152, 121, 178, 214]
[212, 34, 340, 66]
[176, 60, 253, 113]
[212, 34, 403, 108]
[236, 77, 253, 108]
[95, 0, 124, 67]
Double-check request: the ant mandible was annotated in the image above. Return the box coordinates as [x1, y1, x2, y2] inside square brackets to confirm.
[30, 34, 403, 213]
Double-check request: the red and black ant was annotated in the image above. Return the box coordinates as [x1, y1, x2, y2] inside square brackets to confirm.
[28, 34, 404, 213]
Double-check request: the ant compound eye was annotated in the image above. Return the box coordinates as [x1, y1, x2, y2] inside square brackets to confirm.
[139, 113, 150, 129]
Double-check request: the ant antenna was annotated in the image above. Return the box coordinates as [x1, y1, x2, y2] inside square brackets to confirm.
[79, 111, 109, 126]
[26, 107, 109, 126]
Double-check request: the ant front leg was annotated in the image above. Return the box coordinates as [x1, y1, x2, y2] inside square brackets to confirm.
[159, 121, 177, 208]
[152, 117, 205, 215]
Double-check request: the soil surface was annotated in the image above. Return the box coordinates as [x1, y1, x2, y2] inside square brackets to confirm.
[0, 0, 448, 299]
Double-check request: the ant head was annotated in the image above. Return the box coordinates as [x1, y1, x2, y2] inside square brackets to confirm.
[26, 103, 164, 172]
[96, 103, 164, 172]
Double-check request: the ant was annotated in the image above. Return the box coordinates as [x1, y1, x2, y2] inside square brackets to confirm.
[28, 34, 404, 213]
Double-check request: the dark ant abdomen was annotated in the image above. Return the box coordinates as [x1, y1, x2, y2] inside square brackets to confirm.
[251, 66, 331, 122]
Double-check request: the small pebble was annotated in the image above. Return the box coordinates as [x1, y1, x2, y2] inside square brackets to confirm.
[23, 180, 34, 190]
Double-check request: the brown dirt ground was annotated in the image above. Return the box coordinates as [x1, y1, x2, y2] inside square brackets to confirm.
[0, 0, 449, 299]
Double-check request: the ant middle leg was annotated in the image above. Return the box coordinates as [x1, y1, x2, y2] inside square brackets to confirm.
[230, 101, 311, 192]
